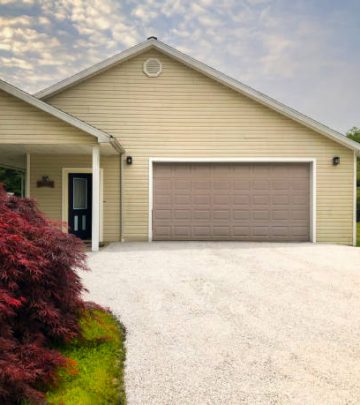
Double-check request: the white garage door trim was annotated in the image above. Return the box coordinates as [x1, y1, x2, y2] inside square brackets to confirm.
[148, 157, 317, 243]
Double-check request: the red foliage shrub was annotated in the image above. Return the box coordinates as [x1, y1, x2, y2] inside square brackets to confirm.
[0, 186, 88, 404]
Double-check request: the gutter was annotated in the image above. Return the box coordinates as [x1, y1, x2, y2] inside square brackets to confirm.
[108, 136, 125, 154]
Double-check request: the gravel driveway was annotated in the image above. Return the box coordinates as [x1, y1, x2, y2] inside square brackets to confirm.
[84, 242, 360, 405]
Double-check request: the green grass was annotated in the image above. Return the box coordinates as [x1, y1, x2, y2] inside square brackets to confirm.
[357, 223, 360, 247]
[46, 308, 126, 405]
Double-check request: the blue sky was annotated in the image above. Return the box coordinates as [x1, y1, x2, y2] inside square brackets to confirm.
[0, 0, 359, 133]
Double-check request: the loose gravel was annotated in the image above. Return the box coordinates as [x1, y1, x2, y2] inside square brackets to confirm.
[84, 242, 360, 405]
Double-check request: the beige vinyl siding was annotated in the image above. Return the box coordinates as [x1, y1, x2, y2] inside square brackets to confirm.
[0, 90, 96, 144]
[30, 154, 120, 242]
[47, 50, 355, 244]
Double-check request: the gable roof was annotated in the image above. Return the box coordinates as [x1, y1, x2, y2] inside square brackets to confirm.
[0, 79, 124, 151]
[35, 38, 360, 155]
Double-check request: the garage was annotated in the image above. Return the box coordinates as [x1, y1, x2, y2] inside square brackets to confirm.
[152, 162, 311, 241]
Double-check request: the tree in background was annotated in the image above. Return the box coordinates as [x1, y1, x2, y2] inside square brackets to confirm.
[346, 126, 360, 143]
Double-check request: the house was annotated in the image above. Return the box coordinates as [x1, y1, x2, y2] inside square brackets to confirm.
[0, 37, 359, 251]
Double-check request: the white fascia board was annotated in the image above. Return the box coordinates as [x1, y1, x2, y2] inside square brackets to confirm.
[35, 39, 360, 155]
[0, 79, 112, 143]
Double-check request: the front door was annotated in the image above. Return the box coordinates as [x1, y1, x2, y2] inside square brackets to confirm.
[68, 173, 92, 240]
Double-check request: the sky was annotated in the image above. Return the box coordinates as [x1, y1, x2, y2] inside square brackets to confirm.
[0, 0, 359, 134]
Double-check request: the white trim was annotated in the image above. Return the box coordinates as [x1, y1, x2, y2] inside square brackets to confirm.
[0, 79, 113, 144]
[310, 160, 317, 243]
[61, 167, 104, 243]
[25, 153, 30, 198]
[92, 145, 100, 251]
[353, 151, 357, 246]
[148, 157, 317, 243]
[35, 39, 360, 155]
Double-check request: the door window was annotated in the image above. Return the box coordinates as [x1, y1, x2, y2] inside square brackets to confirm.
[73, 177, 88, 209]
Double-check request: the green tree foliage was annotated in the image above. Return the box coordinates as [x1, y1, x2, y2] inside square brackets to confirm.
[0, 167, 24, 196]
[346, 126, 360, 143]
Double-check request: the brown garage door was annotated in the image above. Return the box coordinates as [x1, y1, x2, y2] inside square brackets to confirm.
[152, 162, 310, 241]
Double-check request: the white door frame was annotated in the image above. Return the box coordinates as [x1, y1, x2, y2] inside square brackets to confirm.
[62, 168, 104, 242]
[148, 157, 317, 243]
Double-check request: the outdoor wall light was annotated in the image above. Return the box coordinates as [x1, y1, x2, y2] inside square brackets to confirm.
[126, 156, 133, 165]
[332, 156, 340, 166]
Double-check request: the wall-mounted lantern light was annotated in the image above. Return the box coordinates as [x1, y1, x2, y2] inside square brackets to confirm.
[332, 156, 340, 166]
[126, 156, 133, 165]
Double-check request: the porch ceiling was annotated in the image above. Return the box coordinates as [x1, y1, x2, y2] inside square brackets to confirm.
[0, 143, 118, 169]
[0, 143, 118, 155]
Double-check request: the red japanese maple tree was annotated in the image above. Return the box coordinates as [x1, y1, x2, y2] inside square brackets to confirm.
[0, 186, 88, 403]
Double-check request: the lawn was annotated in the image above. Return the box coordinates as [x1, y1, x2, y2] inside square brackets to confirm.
[46, 308, 126, 405]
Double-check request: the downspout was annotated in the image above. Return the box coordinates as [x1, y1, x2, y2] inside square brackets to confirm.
[107, 136, 126, 242]
[120, 152, 125, 242]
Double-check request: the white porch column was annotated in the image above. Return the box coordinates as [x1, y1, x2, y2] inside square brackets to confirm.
[92, 145, 100, 251]
[25, 153, 30, 198]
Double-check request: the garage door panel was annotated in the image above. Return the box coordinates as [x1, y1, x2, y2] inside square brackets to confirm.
[252, 179, 270, 190]
[252, 211, 270, 220]
[233, 195, 251, 205]
[213, 210, 231, 220]
[213, 227, 231, 237]
[193, 210, 211, 220]
[272, 195, 290, 205]
[192, 195, 210, 205]
[213, 180, 231, 190]
[173, 227, 191, 237]
[272, 180, 291, 190]
[154, 209, 172, 220]
[213, 195, 231, 205]
[271, 226, 290, 236]
[272, 210, 290, 220]
[154, 179, 172, 191]
[233, 180, 251, 190]
[193, 226, 211, 237]
[192, 180, 211, 190]
[174, 210, 191, 220]
[153, 163, 310, 241]
[154, 194, 172, 206]
[253, 195, 270, 205]
[233, 226, 251, 236]
[174, 179, 191, 191]
[233, 210, 251, 220]
[174, 195, 191, 205]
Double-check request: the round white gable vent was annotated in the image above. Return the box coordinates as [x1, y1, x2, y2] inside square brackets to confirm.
[143, 58, 162, 77]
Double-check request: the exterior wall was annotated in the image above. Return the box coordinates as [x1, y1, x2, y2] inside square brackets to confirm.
[47, 50, 355, 244]
[0, 90, 96, 144]
[30, 154, 120, 242]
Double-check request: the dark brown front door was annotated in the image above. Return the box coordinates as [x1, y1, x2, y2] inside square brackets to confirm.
[68, 173, 92, 240]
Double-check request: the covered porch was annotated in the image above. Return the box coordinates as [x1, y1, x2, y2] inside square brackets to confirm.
[0, 143, 122, 251]
[0, 79, 124, 251]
